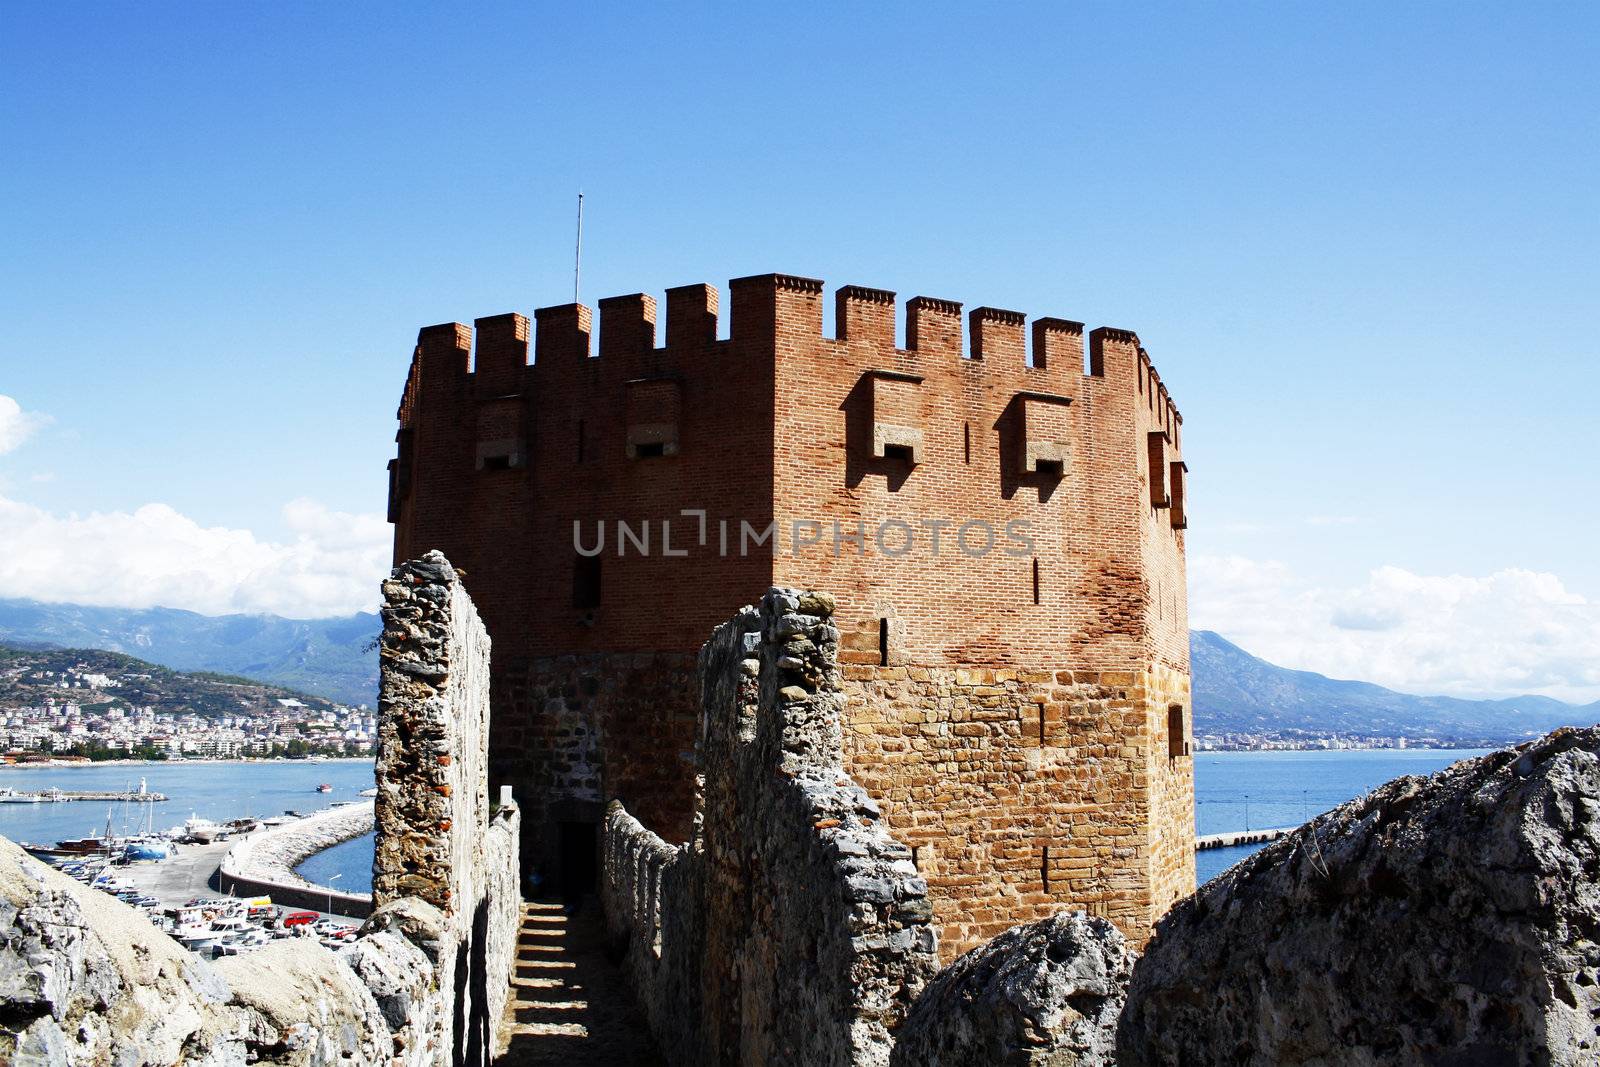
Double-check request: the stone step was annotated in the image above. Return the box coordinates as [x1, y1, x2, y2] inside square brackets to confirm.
[492, 901, 663, 1066]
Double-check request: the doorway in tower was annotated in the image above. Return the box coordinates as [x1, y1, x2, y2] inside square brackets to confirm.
[557, 819, 599, 912]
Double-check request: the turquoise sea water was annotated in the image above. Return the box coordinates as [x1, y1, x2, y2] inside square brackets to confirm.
[1, 748, 1495, 895]
[1192, 748, 1488, 883]
[294, 830, 376, 893]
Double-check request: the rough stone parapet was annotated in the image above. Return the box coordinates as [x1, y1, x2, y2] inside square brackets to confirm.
[374, 550, 491, 915]
[1118, 726, 1600, 1066]
[0, 835, 240, 1066]
[217, 800, 374, 915]
[602, 587, 938, 1066]
[890, 911, 1134, 1067]
[374, 551, 512, 1064]
[0, 833, 447, 1066]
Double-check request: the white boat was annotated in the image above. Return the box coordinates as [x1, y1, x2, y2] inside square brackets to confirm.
[176, 927, 223, 954]
[217, 930, 270, 956]
[210, 916, 250, 935]
[182, 815, 223, 843]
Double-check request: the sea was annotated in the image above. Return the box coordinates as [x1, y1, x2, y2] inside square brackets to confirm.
[0, 748, 1493, 895]
[1192, 747, 1489, 882]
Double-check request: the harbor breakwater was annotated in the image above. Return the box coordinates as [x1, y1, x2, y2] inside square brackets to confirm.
[1194, 826, 1293, 850]
[217, 800, 375, 916]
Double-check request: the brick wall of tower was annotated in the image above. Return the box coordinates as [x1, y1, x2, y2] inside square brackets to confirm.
[764, 283, 1161, 668]
[734, 277, 1193, 944]
[390, 272, 1193, 942]
[389, 289, 778, 860]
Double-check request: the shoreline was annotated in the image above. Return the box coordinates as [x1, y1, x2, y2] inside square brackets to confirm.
[0, 757, 374, 770]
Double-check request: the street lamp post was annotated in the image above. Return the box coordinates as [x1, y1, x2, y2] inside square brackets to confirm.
[1244, 794, 1251, 832]
[327, 872, 342, 918]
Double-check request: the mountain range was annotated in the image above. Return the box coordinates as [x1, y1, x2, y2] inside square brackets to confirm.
[1191, 630, 1599, 742]
[0, 599, 378, 707]
[2, 597, 1595, 742]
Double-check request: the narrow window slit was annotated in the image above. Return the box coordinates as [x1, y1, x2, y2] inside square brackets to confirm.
[963, 422, 971, 464]
[1042, 846, 1051, 892]
[1032, 559, 1041, 605]
[573, 555, 602, 611]
[878, 618, 890, 667]
[1168, 705, 1189, 758]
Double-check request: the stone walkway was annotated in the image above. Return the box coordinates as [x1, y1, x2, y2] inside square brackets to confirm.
[494, 900, 664, 1066]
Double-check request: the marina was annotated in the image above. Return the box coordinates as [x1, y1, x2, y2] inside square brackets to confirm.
[0, 782, 169, 803]
[0, 761, 378, 961]
[23, 812, 364, 960]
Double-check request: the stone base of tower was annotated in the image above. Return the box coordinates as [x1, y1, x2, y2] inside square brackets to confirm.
[487, 651, 1194, 953]
[489, 653, 700, 895]
[840, 663, 1195, 955]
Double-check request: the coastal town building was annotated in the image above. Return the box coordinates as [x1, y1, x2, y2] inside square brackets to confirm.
[0, 653, 377, 761]
[0, 702, 376, 760]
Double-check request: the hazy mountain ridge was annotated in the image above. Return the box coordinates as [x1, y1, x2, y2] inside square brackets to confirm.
[3, 598, 1595, 741]
[1192, 629, 1600, 742]
[0, 599, 379, 707]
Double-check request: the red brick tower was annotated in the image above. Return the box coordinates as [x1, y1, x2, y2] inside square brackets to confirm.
[389, 274, 1193, 949]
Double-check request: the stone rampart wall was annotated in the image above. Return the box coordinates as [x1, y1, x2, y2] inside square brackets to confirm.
[602, 588, 938, 1066]
[479, 804, 521, 1048]
[217, 801, 374, 917]
[373, 551, 518, 1065]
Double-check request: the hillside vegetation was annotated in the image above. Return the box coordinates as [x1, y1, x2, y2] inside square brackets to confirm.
[0, 644, 343, 718]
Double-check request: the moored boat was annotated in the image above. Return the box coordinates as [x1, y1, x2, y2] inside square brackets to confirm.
[182, 814, 223, 843]
[123, 838, 172, 861]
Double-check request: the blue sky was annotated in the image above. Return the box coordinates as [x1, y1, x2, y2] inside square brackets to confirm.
[2, 4, 1597, 699]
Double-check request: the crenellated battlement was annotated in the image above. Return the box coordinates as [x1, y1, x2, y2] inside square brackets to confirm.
[398, 274, 1187, 432]
[388, 270, 1196, 952]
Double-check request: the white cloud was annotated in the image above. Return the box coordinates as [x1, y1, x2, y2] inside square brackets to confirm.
[0, 494, 390, 617]
[1191, 555, 1600, 703]
[0, 396, 50, 455]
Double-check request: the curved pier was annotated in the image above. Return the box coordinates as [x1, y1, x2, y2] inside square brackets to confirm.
[216, 800, 374, 916]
